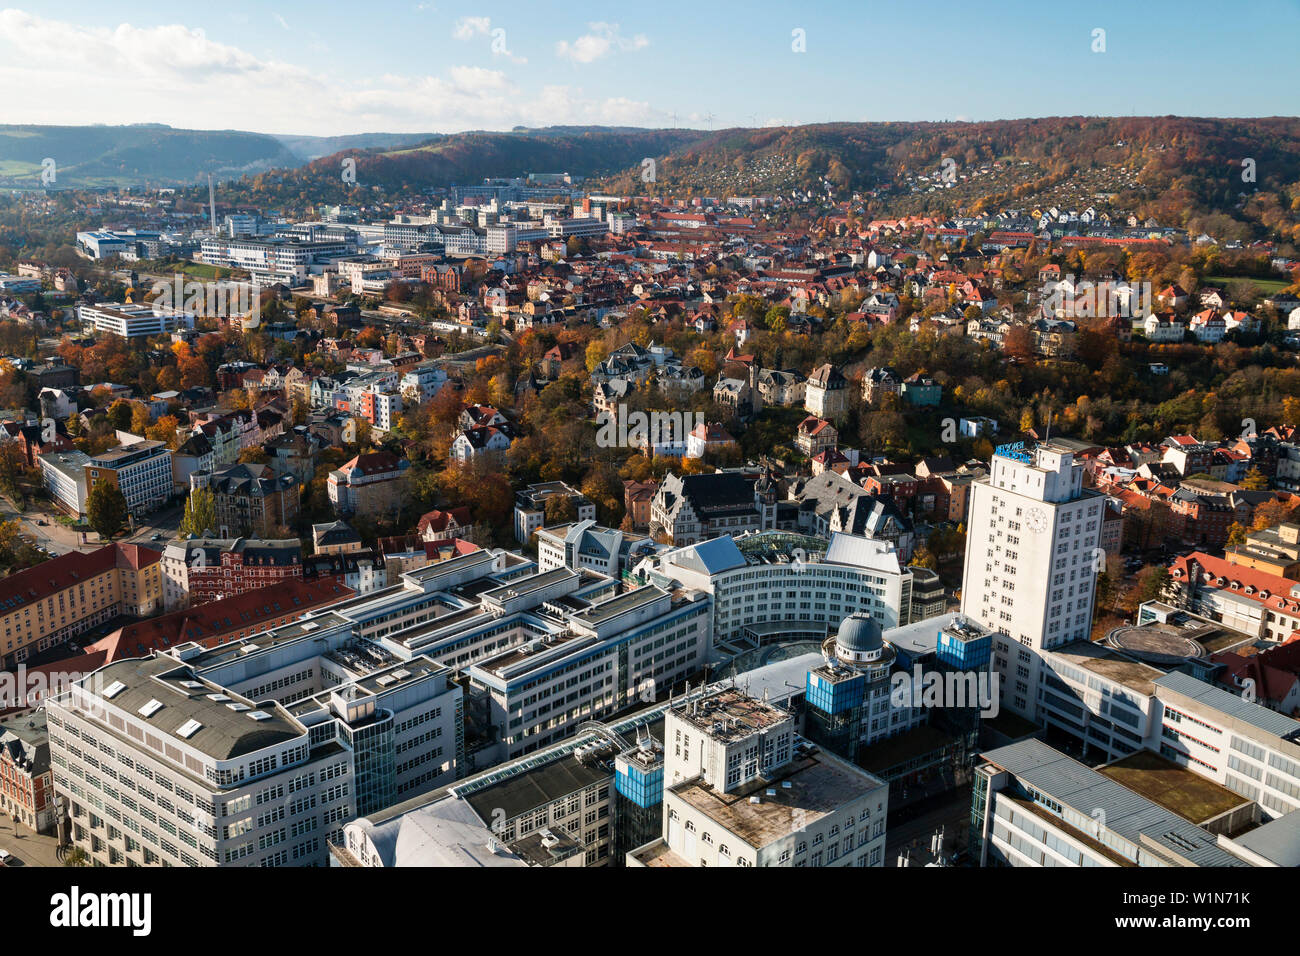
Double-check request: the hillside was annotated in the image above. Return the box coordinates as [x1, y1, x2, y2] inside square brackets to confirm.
[0, 125, 437, 188]
[596, 117, 1300, 241]
[202, 127, 710, 207]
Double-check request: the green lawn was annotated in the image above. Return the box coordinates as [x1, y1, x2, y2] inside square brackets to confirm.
[1207, 275, 1289, 295]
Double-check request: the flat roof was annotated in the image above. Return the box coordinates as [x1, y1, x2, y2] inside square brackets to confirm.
[1097, 750, 1248, 825]
[462, 751, 611, 823]
[79, 656, 303, 762]
[670, 751, 883, 850]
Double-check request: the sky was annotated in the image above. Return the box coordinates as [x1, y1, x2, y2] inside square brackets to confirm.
[1, 1, 1297, 136]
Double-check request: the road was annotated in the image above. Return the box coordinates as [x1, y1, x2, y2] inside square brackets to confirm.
[0, 501, 185, 558]
[0, 817, 63, 869]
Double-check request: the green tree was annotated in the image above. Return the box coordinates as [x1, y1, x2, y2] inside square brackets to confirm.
[87, 481, 129, 541]
[179, 487, 218, 537]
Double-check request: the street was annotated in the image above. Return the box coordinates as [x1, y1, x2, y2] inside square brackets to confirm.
[0, 501, 185, 558]
[0, 817, 63, 869]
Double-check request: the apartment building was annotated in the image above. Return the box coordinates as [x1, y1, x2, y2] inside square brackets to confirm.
[327, 452, 409, 520]
[161, 537, 304, 611]
[513, 481, 597, 543]
[0, 544, 162, 669]
[197, 463, 299, 538]
[0, 710, 55, 833]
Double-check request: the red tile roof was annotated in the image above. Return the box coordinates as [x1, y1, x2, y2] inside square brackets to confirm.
[84, 578, 354, 664]
[0, 543, 161, 611]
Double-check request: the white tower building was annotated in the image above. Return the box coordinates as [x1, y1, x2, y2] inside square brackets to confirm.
[960, 441, 1105, 720]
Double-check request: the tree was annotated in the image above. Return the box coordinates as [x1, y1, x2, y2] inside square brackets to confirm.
[129, 403, 151, 436]
[909, 546, 938, 570]
[1226, 522, 1248, 547]
[179, 487, 218, 537]
[87, 481, 129, 541]
[1240, 466, 1269, 491]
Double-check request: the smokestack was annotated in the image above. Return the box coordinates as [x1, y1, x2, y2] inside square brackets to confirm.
[208, 174, 217, 236]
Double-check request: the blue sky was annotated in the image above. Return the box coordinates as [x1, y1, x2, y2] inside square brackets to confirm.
[2, 1, 1297, 134]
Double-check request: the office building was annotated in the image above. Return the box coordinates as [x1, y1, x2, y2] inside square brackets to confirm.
[961, 441, 1105, 720]
[628, 687, 889, 867]
[86, 440, 174, 515]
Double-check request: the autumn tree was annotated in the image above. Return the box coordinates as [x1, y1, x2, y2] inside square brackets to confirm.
[87, 481, 129, 541]
[179, 487, 218, 537]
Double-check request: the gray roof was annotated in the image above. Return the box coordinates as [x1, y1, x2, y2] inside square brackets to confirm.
[1153, 670, 1300, 740]
[669, 535, 747, 576]
[358, 795, 527, 867]
[81, 656, 305, 763]
[980, 738, 1243, 867]
[1229, 808, 1300, 866]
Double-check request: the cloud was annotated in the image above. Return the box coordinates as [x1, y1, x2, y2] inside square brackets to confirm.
[0, 9, 654, 134]
[452, 16, 490, 41]
[555, 22, 649, 64]
[274, 13, 290, 30]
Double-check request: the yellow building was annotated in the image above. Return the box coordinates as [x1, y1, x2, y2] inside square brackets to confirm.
[0, 543, 163, 669]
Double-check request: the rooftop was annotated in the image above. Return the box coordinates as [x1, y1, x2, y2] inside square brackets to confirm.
[1097, 749, 1249, 825]
[670, 750, 883, 850]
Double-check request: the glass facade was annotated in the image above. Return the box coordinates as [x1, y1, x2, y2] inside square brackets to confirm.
[342, 710, 396, 816]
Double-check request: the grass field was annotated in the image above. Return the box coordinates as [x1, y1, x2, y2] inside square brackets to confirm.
[1207, 274, 1289, 295]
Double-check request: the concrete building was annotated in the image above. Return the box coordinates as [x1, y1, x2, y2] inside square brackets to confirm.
[961, 441, 1105, 721]
[635, 531, 915, 650]
[78, 302, 193, 339]
[86, 440, 174, 516]
[513, 481, 596, 544]
[38, 449, 92, 516]
[972, 738, 1253, 867]
[628, 687, 889, 867]
[535, 520, 653, 578]
[47, 654, 354, 867]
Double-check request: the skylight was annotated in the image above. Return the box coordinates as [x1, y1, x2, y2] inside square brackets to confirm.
[138, 699, 163, 718]
[103, 681, 126, 699]
[176, 719, 202, 739]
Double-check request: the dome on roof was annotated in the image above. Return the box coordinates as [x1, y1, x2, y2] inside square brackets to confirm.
[836, 613, 883, 655]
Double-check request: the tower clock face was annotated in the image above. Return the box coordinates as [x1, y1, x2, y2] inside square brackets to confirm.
[1026, 507, 1048, 534]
